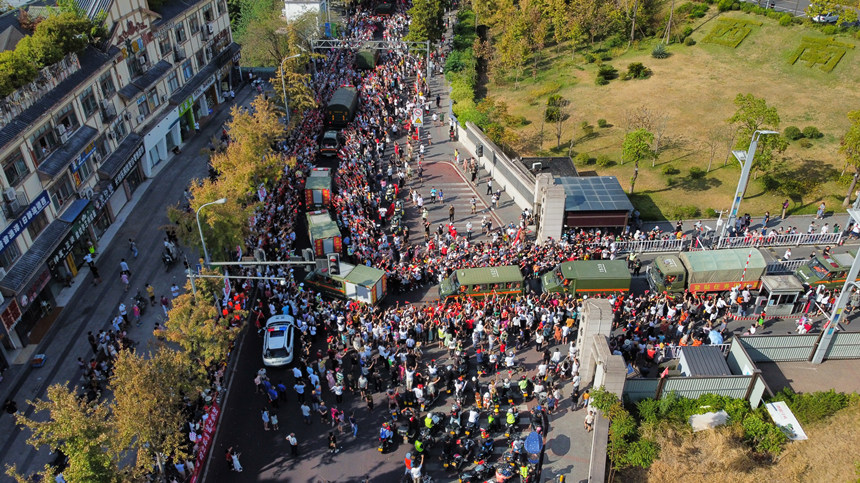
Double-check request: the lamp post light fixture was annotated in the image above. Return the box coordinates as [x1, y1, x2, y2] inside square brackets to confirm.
[196, 197, 227, 267]
[719, 130, 780, 242]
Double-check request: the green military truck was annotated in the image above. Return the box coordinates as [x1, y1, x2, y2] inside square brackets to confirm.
[305, 262, 387, 305]
[795, 251, 856, 289]
[647, 248, 767, 294]
[439, 265, 525, 299]
[541, 260, 631, 295]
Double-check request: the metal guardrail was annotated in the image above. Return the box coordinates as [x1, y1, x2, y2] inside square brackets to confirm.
[715, 233, 843, 249]
[766, 259, 806, 274]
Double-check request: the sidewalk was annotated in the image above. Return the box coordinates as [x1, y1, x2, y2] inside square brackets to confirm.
[0, 84, 259, 476]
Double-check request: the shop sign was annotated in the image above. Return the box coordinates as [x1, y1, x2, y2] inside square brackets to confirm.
[71, 144, 97, 173]
[48, 203, 97, 270]
[193, 75, 216, 100]
[0, 191, 50, 254]
[114, 144, 145, 189]
[1, 298, 22, 333]
[178, 97, 194, 116]
[19, 268, 51, 310]
[94, 184, 115, 211]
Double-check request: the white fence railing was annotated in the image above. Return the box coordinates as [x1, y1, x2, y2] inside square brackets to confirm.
[716, 233, 842, 249]
[766, 259, 806, 274]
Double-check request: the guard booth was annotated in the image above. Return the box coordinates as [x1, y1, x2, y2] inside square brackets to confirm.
[755, 275, 804, 316]
[304, 262, 387, 305]
[306, 210, 342, 257]
[305, 168, 333, 208]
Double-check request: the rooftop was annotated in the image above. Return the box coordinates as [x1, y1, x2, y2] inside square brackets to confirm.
[520, 156, 579, 178]
[553, 176, 634, 213]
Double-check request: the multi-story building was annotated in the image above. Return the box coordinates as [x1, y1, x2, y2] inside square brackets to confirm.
[0, 0, 239, 367]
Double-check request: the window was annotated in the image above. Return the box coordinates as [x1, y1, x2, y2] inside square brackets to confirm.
[26, 211, 48, 240]
[29, 123, 58, 162]
[55, 103, 80, 134]
[79, 86, 98, 119]
[182, 60, 194, 81]
[203, 3, 213, 22]
[158, 32, 172, 58]
[49, 175, 74, 211]
[99, 72, 115, 98]
[72, 158, 93, 187]
[175, 21, 187, 43]
[3, 151, 29, 186]
[148, 89, 160, 109]
[0, 242, 21, 271]
[167, 70, 180, 93]
[196, 50, 206, 69]
[137, 96, 150, 118]
[218, 0, 226, 15]
[190, 14, 200, 34]
[112, 119, 128, 141]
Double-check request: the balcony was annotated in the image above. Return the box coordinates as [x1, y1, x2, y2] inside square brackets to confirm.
[2, 189, 30, 220]
[100, 101, 117, 124]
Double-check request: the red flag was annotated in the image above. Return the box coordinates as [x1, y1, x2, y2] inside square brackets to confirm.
[660, 367, 669, 378]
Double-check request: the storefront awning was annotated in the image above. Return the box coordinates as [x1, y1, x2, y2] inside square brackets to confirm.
[169, 43, 240, 105]
[0, 220, 69, 294]
[98, 133, 143, 180]
[37, 125, 99, 178]
[48, 200, 96, 271]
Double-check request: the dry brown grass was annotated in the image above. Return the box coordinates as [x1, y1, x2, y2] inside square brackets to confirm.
[620, 402, 860, 483]
[491, 10, 860, 219]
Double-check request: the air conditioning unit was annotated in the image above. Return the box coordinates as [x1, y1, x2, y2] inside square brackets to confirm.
[137, 114, 145, 123]
[207, 23, 215, 34]
[3, 187, 16, 202]
[161, 94, 168, 103]
[83, 188, 94, 199]
[6, 199, 20, 215]
[93, 152, 103, 163]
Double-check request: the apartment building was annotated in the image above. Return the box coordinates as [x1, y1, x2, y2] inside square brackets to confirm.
[0, 0, 239, 367]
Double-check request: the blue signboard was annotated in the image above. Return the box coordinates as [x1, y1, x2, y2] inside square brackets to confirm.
[0, 190, 51, 253]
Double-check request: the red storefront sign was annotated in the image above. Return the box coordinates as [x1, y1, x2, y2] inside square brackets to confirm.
[1, 298, 22, 333]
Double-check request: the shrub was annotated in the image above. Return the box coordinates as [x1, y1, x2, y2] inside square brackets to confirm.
[681, 26, 694, 40]
[599, 52, 613, 61]
[705, 208, 718, 217]
[674, 205, 701, 218]
[800, 139, 813, 148]
[772, 388, 851, 424]
[662, 165, 680, 175]
[689, 167, 706, 179]
[596, 155, 612, 167]
[783, 126, 803, 140]
[717, 0, 733, 11]
[779, 13, 792, 26]
[584, 53, 596, 63]
[606, 34, 625, 49]
[582, 124, 595, 137]
[595, 76, 610, 86]
[597, 118, 609, 128]
[802, 126, 822, 139]
[742, 412, 787, 456]
[627, 62, 651, 79]
[575, 152, 592, 165]
[732, 2, 740, 10]
[822, 25, 838, 35]
[684, 36, 697, 46]
[652, 43, 669, 59]
[598, 64, 619, 79]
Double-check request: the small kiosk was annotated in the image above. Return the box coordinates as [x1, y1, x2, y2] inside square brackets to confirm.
[306, 210, 342, 257]
[305, 168, 333, 209]
[304, 262, 387, 305]
[756, 275, 804, 316]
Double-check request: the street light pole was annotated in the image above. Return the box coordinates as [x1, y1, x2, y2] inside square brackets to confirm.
[196, 198, 227, 267]
[280, 53, 302, 125]
[719, 130, 779, 244]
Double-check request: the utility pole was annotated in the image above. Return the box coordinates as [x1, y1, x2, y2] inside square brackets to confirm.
[719, 130, 778, 243]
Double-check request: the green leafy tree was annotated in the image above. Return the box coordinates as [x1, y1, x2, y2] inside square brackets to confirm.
[405, 0, 445, 43]
[805, 0, 838, 18]
[274, 63, 318, 125]
[623, 129, 655, 194]
[111, 348, 202, 477]
[727, 93, 788, 178]
[840, 110, 860, 206]
[9, 385, 120, 483]
[162, 268, 243, 370]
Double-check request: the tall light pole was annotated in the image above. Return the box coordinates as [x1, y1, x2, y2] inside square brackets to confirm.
[196, 198, 227, 267]
[719, 129, 780, 243]
[280, 53, 302, 125]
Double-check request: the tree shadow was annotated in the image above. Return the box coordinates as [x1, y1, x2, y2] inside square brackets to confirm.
[676, 175, 722, 191]
[629, 193, 668, 221]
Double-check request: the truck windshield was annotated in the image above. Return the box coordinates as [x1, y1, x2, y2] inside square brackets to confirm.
[807, 258, 830, 277]
[652, 265, 666, 283]
[449, 273, 460, 292]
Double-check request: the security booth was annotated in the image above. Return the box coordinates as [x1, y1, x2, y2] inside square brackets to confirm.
[305, 168, 333, 209]
[306, 210, 342, 257]
[756, 275, 804, 316]
[304, 262, 387, 305]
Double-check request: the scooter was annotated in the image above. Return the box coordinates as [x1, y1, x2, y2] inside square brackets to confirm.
[162, 250, 175, 271]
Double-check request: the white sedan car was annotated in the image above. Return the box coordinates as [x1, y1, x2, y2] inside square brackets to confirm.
[813, 12, 839, 23]
[262, 315, 296, 367]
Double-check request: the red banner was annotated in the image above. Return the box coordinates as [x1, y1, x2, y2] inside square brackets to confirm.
[189, 397, 221, 483]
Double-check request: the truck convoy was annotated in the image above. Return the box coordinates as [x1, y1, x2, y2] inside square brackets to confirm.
[325, 86, 359, 127]
[541, 260, 631, 295]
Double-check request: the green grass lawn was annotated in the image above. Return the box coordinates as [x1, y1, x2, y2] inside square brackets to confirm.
[488, 10, 860, 220]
